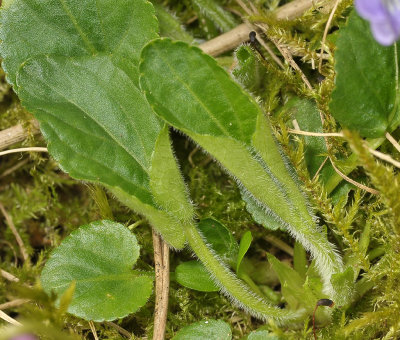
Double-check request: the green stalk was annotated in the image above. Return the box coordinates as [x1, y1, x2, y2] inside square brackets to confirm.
[184, 222, 304, 323]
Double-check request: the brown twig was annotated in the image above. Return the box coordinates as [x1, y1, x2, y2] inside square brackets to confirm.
[0, 309, 23, 326]
[275, 0, 316, 20]
[152, 230, 170, 340]
[0, 202, 29, 262]
[329, 157, 379, 195]
[1, 269, 20, 282]
[0, 299, 30, 310]
[89, 321, 99, 340]
[200, 0, 316, 57]
[105, 321, 132, 338]
[200, 23, 252, 56]
[312, 156, 329, 181]
[0, 158, 30, 178]
[0, 120, 40, 151]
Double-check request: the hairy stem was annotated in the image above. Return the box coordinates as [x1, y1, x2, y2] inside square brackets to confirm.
[184, 222, 303, 323]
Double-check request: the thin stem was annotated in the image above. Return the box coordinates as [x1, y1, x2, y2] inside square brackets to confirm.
[324, 137, 385, 194]
[288, 129, 343, 137]
[318, 0, 340, 72]
[368, 148, 400, 169]
[328, 157, 379, 195]
[0, 310, 22, 326]
[0, 147, 48, 157]
[0, 202, 29, 262]
[385, 132, 400, 153]
[89, 321, 99, 340]
[152, 230, 170, 340]
[184, 222, 301, 323]
[0, 299, 30, 310]
[105, 322, 132, 338]
[1, 269, 19, 282]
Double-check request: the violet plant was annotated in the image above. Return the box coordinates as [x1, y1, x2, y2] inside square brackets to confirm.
[1, 0, 400, 339]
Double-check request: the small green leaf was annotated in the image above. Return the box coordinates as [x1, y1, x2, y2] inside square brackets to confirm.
[175, 260, 218, 292]
[288, 98, 327, 177]
[172, 319, 232, 340]
[198, 218, 238, 267]
[41, 220, 153, 321]
[330, 10, 400, 137]
[267, 254, 315, 310]
[246, 330, 280, 340]
[236, 231, 252, 274]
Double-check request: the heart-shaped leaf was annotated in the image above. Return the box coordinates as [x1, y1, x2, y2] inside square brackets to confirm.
[41, 220, 153, 321]
[330, 10, 400, 138]
[172, 319, 232, 340]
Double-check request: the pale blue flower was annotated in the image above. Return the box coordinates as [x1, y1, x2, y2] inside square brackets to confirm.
[355, 0, 400, 45]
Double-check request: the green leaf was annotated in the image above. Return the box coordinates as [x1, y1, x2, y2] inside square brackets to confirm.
[267, 254, 315, 310]
[236, 231, 252, 274]
[246, 330, 280, 340]
[1, 0, 188, 248]
[0, 0, 158, 87]
[172, 319, 232, 340]
[330, 10, 400, 138]
[17, 55, 159, 203]
[198, 218, 238, 267]
[140, 39, 257, 145]
[175, 260, 218, 292]
[140, 38, 343, 294]
[41, 220, 153, 321]
[287, 98, 327, 177]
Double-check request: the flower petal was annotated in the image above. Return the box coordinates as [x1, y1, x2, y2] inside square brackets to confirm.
[355, 0, 388, 20]
[370, 19, 399, 45]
